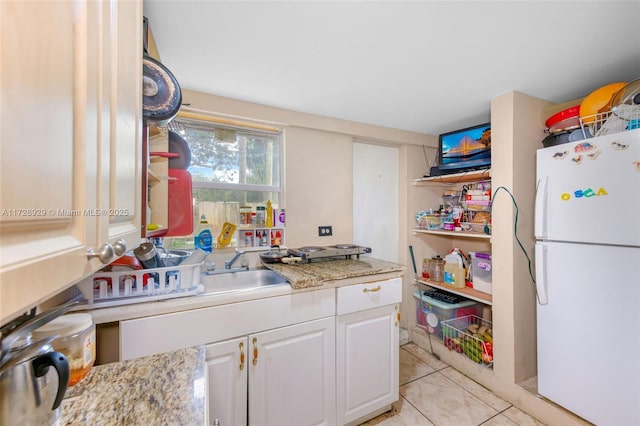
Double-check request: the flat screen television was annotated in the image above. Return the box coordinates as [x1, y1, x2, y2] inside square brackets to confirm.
[438, 123, 491, 175]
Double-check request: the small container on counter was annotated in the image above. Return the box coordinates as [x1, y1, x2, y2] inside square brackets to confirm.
[133, 242, 164, 269]
[32, 313, 96, 386]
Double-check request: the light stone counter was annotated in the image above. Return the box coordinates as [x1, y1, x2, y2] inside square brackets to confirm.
[60, 346, 206, 426]
[262, 257, 405, 288]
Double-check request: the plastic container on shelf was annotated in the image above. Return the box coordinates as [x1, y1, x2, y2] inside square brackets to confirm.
[413, 292, 480, 338]
[443, 252, 466, 289]
[32, 314, 96, 386]
[469, 251, 492, 294]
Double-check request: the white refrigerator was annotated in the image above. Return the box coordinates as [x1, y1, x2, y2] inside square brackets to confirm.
[535, 128, 640, 426]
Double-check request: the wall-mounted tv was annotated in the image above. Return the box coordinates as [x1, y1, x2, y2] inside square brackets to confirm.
[438, 123, 491, 175]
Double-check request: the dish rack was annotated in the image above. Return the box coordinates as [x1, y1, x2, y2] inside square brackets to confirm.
[579, 106, 640, 138]
[441, 315, 493, 368]
[74, 262, 204, 308]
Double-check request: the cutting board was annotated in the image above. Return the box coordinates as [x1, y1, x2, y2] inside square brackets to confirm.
[166, 169, 194, 237]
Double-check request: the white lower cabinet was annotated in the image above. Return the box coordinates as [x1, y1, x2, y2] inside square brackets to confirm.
[249, 317, 336, 426]
[206, 337, 248, 426]
[120, 278, 402, 426]
[206, 317, 336, 426]
[336, 278, 402, 425]
[336, 305, 399, 425]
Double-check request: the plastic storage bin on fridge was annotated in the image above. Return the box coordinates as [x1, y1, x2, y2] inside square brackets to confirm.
[413, 291, 480, 339]
[469, 251, 492, 294]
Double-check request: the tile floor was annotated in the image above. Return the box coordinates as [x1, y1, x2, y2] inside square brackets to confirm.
[361, 343, 546, 426]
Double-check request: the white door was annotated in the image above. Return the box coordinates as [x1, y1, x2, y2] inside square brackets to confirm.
[536, 241, 640, 426]
[336, 304, 399, 425]
[353, 142, 399, 262]
[97, 0, 142, 252]
[206, 337, 248, 426]
[249, 317, 336, 426]
[535, 129, 640, 246]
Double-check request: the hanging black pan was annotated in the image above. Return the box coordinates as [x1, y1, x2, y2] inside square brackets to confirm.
[168, 130, 191, 169]
[143, 55, 182, 127]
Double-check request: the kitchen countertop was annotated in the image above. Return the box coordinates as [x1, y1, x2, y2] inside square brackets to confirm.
[85, 257, 405, 325]
[262, 257, 405, 288]
[60, 346, 206, 425]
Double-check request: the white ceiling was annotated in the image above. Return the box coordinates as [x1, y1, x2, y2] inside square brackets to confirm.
[143, 1, 640, 136]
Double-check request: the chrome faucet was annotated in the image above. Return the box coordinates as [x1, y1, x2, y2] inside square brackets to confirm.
[224, 249, 246, 269]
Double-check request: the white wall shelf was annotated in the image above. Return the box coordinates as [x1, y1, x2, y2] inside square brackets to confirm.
[413, 228, 491, 241]
[415, 278, 492, 305]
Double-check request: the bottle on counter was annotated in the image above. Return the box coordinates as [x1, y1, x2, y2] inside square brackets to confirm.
[194, 215, 214, 253]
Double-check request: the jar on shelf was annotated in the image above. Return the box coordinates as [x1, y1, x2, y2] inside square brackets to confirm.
[239, 206, 252, 226]
[428, 256, 445, 282]
[256, 206, 266, 227]
[422, 258, 430, 279]
[32, 313, 96, 386]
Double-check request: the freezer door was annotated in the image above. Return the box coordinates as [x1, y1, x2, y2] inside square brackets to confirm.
[535, 129, 640, 246]
[536, 241, 640, 426]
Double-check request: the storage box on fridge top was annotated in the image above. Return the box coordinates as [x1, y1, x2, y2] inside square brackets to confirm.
[469, 251, 492, 294]
[413, 291, 480, 339]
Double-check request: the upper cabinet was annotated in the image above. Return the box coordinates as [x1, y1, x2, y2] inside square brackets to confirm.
[0, 0, 142, 324]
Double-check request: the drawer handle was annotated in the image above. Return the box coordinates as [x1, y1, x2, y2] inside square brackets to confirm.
[362, 285, 381, 293]
[239, 342, 245, 371]
[252, 337, 258, 366]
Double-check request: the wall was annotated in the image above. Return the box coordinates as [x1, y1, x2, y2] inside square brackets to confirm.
[180, 89, 431, 257]
[283, 126, 354, 247]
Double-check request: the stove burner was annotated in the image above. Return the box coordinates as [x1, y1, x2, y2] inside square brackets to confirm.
[331, 244, 358, 249]
[297, 246, 326, 252]
[287, 244, 372, 262]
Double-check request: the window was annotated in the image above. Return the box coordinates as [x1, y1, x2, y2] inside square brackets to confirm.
[165, 117, 282, 250]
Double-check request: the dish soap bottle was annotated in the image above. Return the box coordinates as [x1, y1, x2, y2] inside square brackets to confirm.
[194, 215, 214, 253]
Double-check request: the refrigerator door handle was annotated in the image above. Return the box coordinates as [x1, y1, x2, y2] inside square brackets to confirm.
[535, 243, 549, 305]
[535, 176, 549, 239]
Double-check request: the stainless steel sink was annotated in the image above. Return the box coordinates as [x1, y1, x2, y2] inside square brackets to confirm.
[201, 269, 289, 295]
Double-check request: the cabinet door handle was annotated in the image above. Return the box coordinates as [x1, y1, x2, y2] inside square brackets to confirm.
[362, 285, 381, 293]
[239, 342, 245, 371]
[86, 243, 114, 264]
[395, 304, 400, 326]
[113, 239, 127, 256]
[252, 337, 258, 366]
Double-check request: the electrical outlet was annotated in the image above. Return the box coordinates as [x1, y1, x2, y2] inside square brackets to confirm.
[318, 226, 332, 236]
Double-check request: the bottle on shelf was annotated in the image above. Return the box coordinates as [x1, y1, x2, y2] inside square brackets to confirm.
[266, 200, 274, 228]
[194, 215, 214, 253]
[256, 206, 266, 227]
[443, 251, 466, 289]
